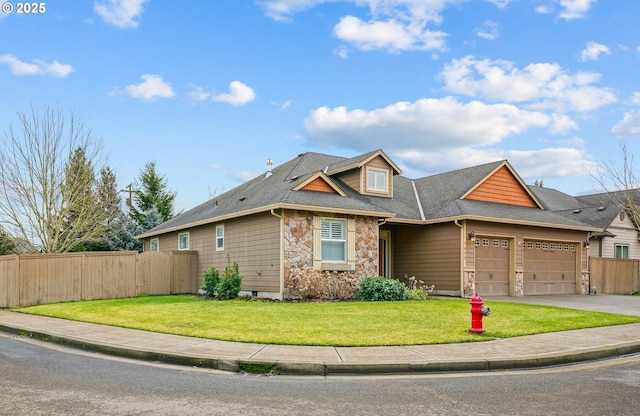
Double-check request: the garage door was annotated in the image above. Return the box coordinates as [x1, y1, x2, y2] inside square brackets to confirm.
[475, 237, 510, 296]
[523, 241, 576, 295]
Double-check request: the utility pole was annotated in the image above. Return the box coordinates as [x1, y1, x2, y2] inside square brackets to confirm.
[120, 183, 137, 207]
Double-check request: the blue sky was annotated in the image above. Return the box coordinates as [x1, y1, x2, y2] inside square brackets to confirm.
[1, 0, 639, 212]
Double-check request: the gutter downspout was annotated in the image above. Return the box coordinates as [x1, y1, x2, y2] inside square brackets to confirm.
[270, 209, 285, 300]
[454, 219, 465, 297]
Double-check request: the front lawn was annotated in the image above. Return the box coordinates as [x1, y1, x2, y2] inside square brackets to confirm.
[15, 295, 640, 347]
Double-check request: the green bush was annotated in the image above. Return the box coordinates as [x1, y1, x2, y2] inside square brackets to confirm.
[202, 257, 243, 300]
[217, 259, 242, 300]
[407, 288, 427, 300]
[202, 266, 220, 297]
[358, 276, 408, 301]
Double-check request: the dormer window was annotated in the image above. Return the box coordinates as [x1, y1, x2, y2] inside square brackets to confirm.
[367, 167, 388, 193]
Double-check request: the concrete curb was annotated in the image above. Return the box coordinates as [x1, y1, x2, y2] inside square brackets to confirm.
[3, 321, 640, 376]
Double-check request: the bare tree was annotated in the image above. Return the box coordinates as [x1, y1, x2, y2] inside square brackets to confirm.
[0, 105, 108, 253]
[592, 141, 640, 226]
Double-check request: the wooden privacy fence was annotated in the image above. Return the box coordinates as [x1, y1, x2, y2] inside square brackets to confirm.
[589, 257, 640, 295]
[0, 250, 199, 308]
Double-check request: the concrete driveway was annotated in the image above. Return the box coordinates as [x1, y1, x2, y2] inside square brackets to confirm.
[486, 294, 640, 316]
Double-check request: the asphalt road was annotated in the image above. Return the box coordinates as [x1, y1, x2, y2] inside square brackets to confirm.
[1, 333, 639, 415]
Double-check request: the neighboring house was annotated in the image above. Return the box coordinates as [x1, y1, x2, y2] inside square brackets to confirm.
[137, 150, 599, 299]
[530, 187, 640, 260]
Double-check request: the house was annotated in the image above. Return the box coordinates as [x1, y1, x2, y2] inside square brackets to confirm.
[530, 187, 640, 259]
[136, 150, 600, 299]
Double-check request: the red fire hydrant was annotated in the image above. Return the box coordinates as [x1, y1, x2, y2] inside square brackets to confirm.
[469, 294, 490, 334]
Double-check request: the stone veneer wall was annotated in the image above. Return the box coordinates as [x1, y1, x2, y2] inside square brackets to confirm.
[283, 210, 379, 298]
[581, 271, 590, 294]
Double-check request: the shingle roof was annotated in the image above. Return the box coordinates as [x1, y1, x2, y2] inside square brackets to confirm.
[138, 152, 397, 237]
[137, 150, 601, 239]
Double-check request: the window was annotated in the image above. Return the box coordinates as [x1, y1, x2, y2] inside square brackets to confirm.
[321, 219, 346, 262]
[615, 244, 629, 259]
[367, 168, 388, 193]
[178, 232, 189, 250]
[216, 225, 224, 251]
[150, 238, 159, 252]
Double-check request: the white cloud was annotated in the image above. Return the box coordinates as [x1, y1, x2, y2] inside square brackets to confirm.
[212, 81, 256, 107]
[439, 55, 616, 112]
[558, 0, 597, 20]
[611, 111, 640, 136]
[395, 147, 596, 180]
[262, 1, 501, 53]
[303, 97, 552, 150]
[0, 54, 73, 77]
[122, 74, 175, 101]
[231, 170, 259, 182]
[94, 0, 149, 29]
[535, 5, 552, 14]
[633, 92, 640, 105]
[186, 85, 211, 103]
[260, 0, 330, 22]
[333, 15, 448, 53]
[475, 20, 499, 40]
[580, 41, 610, 62]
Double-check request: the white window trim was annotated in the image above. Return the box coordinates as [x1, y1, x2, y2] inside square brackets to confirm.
[615, 244, 629, 259]
[216, 224, 224, 251]
[366, 167, 389, 193]
[178, 232, 190, 250]
[150, 238, 159, 252]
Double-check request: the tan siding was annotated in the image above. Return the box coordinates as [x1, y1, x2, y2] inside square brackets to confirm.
[155, 212, 281, 293]
[336, 170, 361, 193]
[389, 223, 461, 291]
[466, 166, 537, 207]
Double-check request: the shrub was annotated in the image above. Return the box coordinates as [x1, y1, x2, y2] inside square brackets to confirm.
[217, 259, 242, 300]
[284, 267, 359, 300]
[201, 257, 243, 299]
[407, 289, 427, 300]
[202, 266, 220, 297]
[358, 276, 408, 301]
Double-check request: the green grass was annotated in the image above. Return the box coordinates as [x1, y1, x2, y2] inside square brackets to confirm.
[15, 295, 640, 347]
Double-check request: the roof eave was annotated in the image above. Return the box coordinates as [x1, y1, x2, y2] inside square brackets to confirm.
[389, 214, 602, 232]
[135, 203, 396, 239]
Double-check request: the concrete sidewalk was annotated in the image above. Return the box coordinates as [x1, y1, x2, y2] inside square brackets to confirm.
[1, 295, 639, 376]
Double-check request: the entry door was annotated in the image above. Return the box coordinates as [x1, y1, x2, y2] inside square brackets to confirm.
[475, 237, 510, 296]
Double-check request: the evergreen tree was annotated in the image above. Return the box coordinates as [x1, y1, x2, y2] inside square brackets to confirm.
[62, 147, 104, 252]
[86, 166, 140, 251]
[130, 161, 176, 231]
[0, 226, 17, 255]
